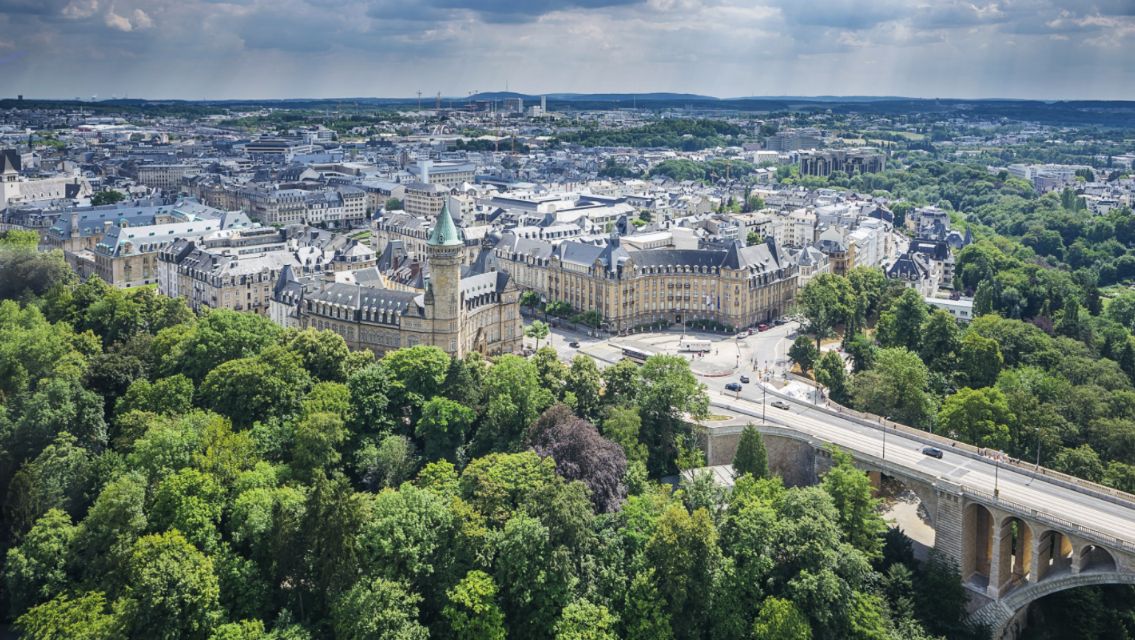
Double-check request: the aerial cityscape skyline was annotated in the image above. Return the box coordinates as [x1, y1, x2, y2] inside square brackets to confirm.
[2, 0, 1134, 101]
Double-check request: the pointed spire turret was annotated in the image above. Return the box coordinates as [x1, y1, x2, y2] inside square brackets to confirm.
[427, 201, 462, 247]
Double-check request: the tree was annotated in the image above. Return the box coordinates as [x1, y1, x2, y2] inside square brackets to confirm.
[601, 359, 640, 406]
[332, 577, 429, 640]
[416, 397, 476, 462]
[197, 346, 312, 430]
[958, 332, 1003, 388]
[913, 551, 972, 638]
[565, 355, 602, 420]
[383, 345, 451, 426]
[732, 425, 769, 479]
[555, 598, 618, 640]
[746, 231, 762, 246]
[1052, 444, 1105, 482]
[444, 570, 506, 640]
[116, 374, 194, 420]
[292, 412, 348, 479]
[938, 387, 1013, 449]
[919, 310, 961, 373]
[788, 335, 819, 374]
[798, 273, 853, 348]
[623, 569, 673, 640]
[525, 319, 550, 350]
[644, 505, 720, 640]
[347, 362, 394, 437]
[15, 591, 121, 640]
[478, 355, 553, 452]
[601, 405, 649, 465]
[877, 288, 929, 353]
[284, 328, 350, 382]
[357, 434, 418, 490]
[843, 332, 876, 373]
[4, 509, 76, 617]
[850, 348, 935, 427]
[822, 450, 886, 559]
[636, 355, 709, 476]
[120, 530, 222, 640]
[752, 597, 811, 640]
[91, 189, 126, 206]
[149, 467, 225, 552]
[492, 514, 571, 638]
[385, 197, 404, 211]
[813, 350, 848, 403]
[157, 309, 282, 382]
[527, 404, 628, 513]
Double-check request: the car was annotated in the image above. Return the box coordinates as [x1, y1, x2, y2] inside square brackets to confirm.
[771, 400, 790, 410]
[568, 341, 580, 348]
[757, 323, 770, 332]
[773, 318, 787, 326]
[739, 375, 750, 384]
[921, 446, 944, 459]
[725, 382, 742, 392]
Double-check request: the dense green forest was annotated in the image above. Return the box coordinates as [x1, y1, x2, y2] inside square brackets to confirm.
[557, 119, 745, 150]
[0, 231, 976, 639]
[790, 159, 1135, 492]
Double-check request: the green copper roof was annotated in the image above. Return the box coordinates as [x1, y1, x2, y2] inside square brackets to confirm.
[427, 200, 463, 247]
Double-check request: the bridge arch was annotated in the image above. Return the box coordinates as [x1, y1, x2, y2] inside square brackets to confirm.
[994, 516, 1035, 595]
[1081, 544, 1118, 573]
[963, 502, 995, 588]
[1035, 529, 1074, 581]
[972, 570, 1135, 639]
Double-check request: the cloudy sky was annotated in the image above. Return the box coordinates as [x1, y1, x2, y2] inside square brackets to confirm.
[1, 0, 1133, 100]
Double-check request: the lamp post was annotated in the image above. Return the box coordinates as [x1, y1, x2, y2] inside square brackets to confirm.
[994, 454, 1001, 499]
[762, 383, 767, 423]
[881, 416, 891, 464]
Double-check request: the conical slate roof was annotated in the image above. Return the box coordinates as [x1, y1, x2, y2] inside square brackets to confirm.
[427, 201, 463, 247]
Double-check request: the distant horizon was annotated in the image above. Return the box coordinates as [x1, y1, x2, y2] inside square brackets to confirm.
[11, 92, 1135, 105]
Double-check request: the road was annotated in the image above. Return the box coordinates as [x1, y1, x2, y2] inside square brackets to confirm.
[537, 322, 1135, 549]
[708, 383, 1135, 547]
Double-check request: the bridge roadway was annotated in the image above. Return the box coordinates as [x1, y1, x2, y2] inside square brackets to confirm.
[707, 382, 1135, 551]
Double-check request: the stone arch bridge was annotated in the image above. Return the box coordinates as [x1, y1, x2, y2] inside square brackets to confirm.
[699, 398, 1135, 640]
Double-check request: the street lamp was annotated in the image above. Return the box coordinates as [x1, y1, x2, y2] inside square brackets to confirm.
[994, 454, 1000, 499]
[762, 384, 767, 423]
[881, 416, 891, 464]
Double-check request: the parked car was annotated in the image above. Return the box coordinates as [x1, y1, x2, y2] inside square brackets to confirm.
[725, 382, 742, 392]
[739, 375, 750, 384]
[757, 323, 770, 332]
[921, 446, 944, 459]
[771, 400, 791, 410]
[568, 341, 580, 348]
[773, 318, 787, 326]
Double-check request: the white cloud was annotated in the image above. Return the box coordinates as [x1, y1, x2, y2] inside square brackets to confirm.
[132, 8, 153, 29]
[104, 7, 132, 30]
[62, 0, 99, 19]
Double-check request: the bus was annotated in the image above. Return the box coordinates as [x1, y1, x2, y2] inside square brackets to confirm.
[678, 337, 712, 353]
[620, 345, 652, 364]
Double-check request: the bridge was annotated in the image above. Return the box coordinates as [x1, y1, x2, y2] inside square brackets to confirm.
[544, 325, 1135, 639]
[701, 384, 1135, 639]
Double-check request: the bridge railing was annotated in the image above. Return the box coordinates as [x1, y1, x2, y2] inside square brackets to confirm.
[947, 483, 1135, 554]
[767, 375, 1135, 509]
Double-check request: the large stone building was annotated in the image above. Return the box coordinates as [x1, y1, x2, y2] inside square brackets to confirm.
[1, 150, 92, 209]
[272, 202, 521, 357]
[158, 226, 377, 314]
[494, 234, 798, 332]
